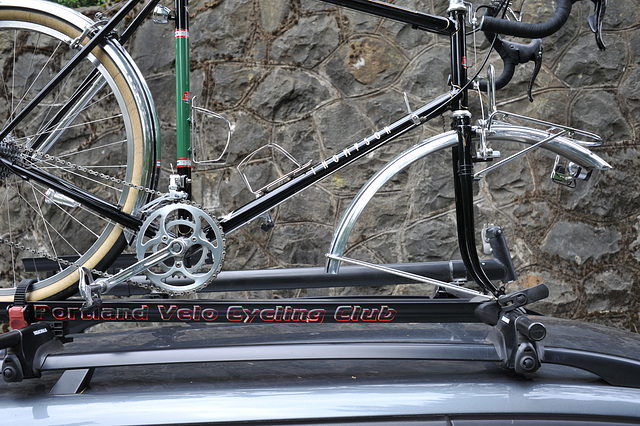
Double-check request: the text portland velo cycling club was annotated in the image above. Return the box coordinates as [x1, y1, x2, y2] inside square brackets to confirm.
[33, 303, 398, 324]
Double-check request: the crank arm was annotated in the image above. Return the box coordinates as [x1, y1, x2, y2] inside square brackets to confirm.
[79, 238, 188, 311]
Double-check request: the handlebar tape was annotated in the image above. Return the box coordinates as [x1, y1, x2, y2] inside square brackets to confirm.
[482, 42, 517, 90]
[480, 0, 573, 38]
[478, 38, 543, 94]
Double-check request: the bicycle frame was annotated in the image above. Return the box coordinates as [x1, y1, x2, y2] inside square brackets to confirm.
[0, 0, 497, 294]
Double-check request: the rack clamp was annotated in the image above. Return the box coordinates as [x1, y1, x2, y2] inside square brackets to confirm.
[475, 283, 549, 376]
[1, 322, 63, 383]
[7, 279, 36, 330]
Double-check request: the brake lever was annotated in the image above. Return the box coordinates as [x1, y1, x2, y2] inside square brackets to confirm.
[524, 40, 543, 102]
[588, 0, 607, 51]
[497, 37, 543, 102]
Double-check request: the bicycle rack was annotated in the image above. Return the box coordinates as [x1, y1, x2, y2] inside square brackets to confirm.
[237, 143, 312, 197]
[2, 284, 640, 394]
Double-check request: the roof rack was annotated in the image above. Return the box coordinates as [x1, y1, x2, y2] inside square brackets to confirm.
[2, 284, 640, 394]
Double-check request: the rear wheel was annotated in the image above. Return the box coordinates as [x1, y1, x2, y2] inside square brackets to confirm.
[0, 1, 156, 301]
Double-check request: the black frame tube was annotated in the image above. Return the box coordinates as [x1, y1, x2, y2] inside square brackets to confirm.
[318, 0, 454, 35]
[220, 91, 457, 233]
[0, 157, 144, 231]
[448, 7, 500, 296]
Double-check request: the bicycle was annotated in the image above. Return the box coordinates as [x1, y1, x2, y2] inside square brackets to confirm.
[0, 0, 610, 310]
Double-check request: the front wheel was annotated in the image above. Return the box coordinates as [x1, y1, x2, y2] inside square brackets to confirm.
[0, 0, 157, 302]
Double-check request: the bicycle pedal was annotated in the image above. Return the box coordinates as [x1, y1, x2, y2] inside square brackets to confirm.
[550, 155, 592, 187]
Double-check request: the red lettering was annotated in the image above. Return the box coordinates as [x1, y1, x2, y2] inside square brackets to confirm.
[202, 308, 218, 321]
[378, 305, 396, 321]
[117, 308, 132, 320]
[350, 306, 361, 321]
[227, 306, 244, 321]
[335, 306, 352, 322]
[158, 305, 178, 321]
[361, 308, 379, 321]
[34, 305, 50, 320]
[101, 308, 117, 320]
[260, 309, 276, 321]
[177, 308, 192, 321]
[307, 309, 325, 323]
[283, 306, 293, 321]
[52, 307, 67, 320]
[132, 306, 149, 321]
[243, 308, 260, 323]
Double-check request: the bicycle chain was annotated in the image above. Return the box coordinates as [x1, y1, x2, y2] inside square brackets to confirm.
[0, 235, 111, 279]
[1, 142, 224, 295]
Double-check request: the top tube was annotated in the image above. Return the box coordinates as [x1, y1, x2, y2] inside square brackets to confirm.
[317, 0, 455, 35]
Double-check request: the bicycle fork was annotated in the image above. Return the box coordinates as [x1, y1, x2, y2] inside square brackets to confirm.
[449, 0, 501, 297]
[452, 111, 500, 297]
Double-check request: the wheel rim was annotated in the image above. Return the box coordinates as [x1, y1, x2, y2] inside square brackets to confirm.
[0, 11, 150, 301]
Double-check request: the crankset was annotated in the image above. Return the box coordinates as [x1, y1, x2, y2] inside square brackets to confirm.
[79, 202, 226, 311]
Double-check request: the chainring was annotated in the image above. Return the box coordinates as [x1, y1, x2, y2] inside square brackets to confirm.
[136, 203, 226, 294]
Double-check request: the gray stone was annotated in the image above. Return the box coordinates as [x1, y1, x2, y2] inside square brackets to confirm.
[323, 36, 408, 97]
[249, 67, 335, 121]
[202, 64, 266, 108]
[130, 21, 174, 73]
[259, 0, 291, 33]
[228, 111, 271, 161]
[268, 223, 335, 266]
[314, 100, 372, 154]
[340, 9, 379, 33]
[629, 29, 640, 65]
[554, 33, 627, 88]
[620, 67, 640, 119]
[397, 45, 450, 101]
[555, 150, 640, 219]
[407, 149, 456, 216]
[277, 184, 338, 225]
[601, 0, 639, 29]
[542, 221, 621, 265]
[584, 269, 633, 313]
[189, 0, 254, 60]
[354, 90, 412, 127]
[570, 91, 632, 142]
[342, 190, 411, 254]
[271, 14, 340, 67]
[403, 213, 459, 262]
[379, 20, 433, 55]
[513, 270, 579, 317]
[272, 118, 322, 165]
[510, 202, 552, 230]
[480, 146, 536, 205]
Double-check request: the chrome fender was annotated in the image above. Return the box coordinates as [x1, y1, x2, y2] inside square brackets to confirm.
[326, 125, 611, 274]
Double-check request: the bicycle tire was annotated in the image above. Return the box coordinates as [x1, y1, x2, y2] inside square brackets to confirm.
[0, 0, 157, 302]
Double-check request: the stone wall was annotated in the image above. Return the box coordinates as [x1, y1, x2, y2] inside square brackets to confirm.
[124, 0, 639, 330]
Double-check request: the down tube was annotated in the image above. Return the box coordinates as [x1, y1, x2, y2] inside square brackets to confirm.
[219, 91, 457, 234]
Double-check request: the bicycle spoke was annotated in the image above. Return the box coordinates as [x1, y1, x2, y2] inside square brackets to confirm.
[0, 5, 155, 299]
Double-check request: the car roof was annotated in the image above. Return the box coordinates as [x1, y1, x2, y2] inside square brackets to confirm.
[1, 318, 640, 425]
